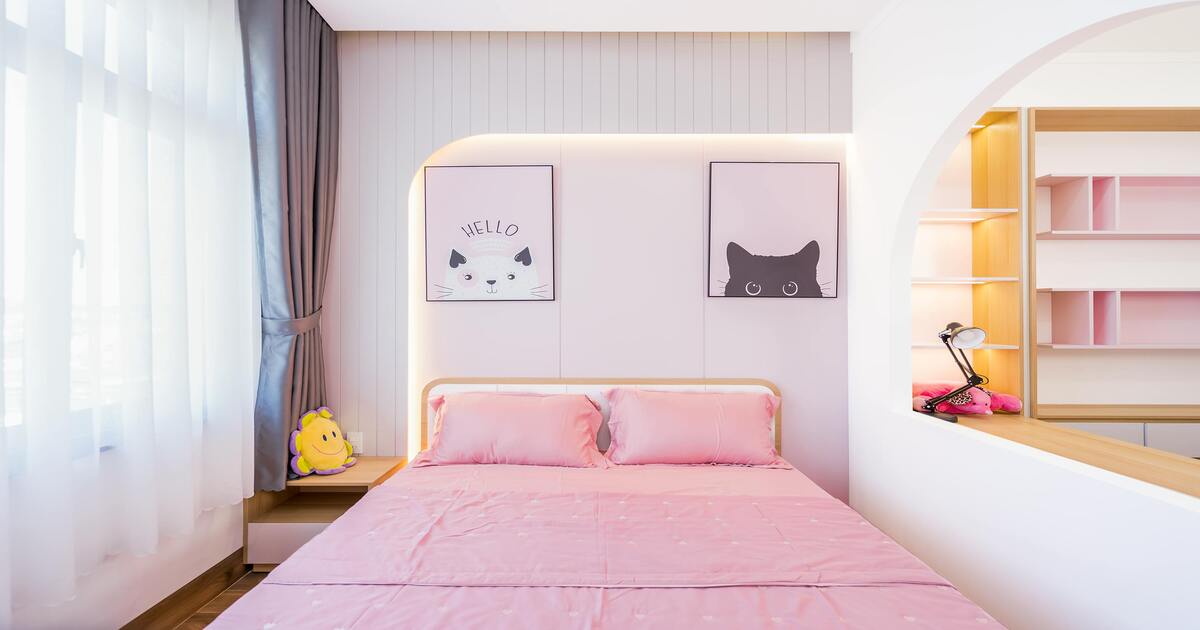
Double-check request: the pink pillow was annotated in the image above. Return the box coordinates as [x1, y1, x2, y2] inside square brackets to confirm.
[604, 389, 782, 466]
[412, 392, 607, 468]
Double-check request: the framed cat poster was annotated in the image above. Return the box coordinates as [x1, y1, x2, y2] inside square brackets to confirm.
[424, 165, 554, 302]
[707, 161, 840, 298]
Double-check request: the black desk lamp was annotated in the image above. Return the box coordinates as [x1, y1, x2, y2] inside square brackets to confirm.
[922, 322, 989, 423]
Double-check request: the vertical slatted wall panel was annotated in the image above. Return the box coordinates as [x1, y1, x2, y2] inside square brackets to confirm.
[328, 32, 851, 455]
[357, 33, 380, 455]
[394, 33, 415, 456]
[693, 33, 712, 133]
[674, 33, 693, 133]
[375, 33, 398, 457]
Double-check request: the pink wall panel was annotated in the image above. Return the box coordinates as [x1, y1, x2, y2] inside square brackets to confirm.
[412, 137, 563, 388]
[414, 134, 849, 499]
[334, 31, 853, 464]
[559, 136, 706, 377]
[700, 136, 848, 499]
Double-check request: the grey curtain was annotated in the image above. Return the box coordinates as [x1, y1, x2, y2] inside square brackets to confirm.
[239, 0, 339, 491]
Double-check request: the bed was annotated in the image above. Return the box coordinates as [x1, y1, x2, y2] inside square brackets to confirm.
[212, 379, 999, 629]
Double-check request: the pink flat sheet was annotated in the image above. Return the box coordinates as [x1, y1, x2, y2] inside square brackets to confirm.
[213, 463, 1001, 629]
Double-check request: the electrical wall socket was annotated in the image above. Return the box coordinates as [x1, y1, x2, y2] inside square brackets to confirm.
[347, 432, 364, 454]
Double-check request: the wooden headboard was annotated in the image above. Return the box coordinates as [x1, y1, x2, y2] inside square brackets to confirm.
[419, 377, 783, 453]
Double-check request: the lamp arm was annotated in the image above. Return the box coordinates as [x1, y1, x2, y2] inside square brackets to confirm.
[940, 335, 973, 381]
[957, 347, 988, 387]
[958, 347, 980, 379]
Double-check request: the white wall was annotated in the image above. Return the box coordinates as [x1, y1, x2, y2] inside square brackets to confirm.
[327, 31, 852, 465]
[850, 1, 1200, 629]
[409, 134, 850, 498]
[998, 4, 1200, 107]
[997, 52, 1200, 106]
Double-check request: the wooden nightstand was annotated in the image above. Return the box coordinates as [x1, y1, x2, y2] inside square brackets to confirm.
[245, 456, 406, 571]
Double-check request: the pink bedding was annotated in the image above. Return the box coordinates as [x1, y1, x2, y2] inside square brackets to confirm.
[213, 464, 1000, 629]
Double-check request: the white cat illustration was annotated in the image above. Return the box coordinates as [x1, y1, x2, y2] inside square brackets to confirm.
[433, 246, 549, 300]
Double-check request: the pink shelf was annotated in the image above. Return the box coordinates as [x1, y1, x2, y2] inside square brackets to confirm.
[1092, 291, 1118, 346]
[1092, 176, 1117, 231]
[1046, 176, 1092, 231]
[1040, 290, 1200, 349]
[1049, 291, 1092, 345]
[1039, 344, 1200, 350]
[1039, 287, 1200, 292]
[1037, 174, 1200, 235]
[1036, 175, 1088, 186]
[1119, 176, 1200, 232]
[1037, 230, 1200, 240]
[1119, 291, 1200, 345]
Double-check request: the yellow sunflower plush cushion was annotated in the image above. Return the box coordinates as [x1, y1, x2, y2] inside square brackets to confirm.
[289, 407, 356, 476]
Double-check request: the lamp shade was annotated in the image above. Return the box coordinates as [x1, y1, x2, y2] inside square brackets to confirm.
[944, 322, 986, 349]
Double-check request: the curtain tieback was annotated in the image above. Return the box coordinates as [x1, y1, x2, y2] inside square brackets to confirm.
[262, 308, 322, 336]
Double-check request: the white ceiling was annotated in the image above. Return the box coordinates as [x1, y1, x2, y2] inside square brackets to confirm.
[307, 0, 897, 32]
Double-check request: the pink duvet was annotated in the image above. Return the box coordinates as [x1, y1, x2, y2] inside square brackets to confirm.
[213, 464, 1001, 629]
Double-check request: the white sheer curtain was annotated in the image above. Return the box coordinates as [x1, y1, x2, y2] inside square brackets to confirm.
[0, 0, 257, 623]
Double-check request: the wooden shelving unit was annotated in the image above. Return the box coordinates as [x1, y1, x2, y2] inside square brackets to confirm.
[912, 276, 1019, 285]
[912, 109, 1024, 399]
[968, 110, 1025, 398]
[920, 208, 1019, 223]
[1028, 108, 1200, 427]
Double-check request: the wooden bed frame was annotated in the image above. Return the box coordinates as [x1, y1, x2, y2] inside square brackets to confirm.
[420, 377, 784, 453]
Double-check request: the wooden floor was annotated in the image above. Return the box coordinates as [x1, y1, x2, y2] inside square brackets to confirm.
[174, 572, 265, 629]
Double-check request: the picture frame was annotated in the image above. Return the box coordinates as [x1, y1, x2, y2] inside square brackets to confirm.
[423, 164, 555, 302]
[707, 161, 841, 298]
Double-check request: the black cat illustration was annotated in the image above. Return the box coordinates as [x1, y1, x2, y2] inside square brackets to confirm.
[723, 241, 823, 297]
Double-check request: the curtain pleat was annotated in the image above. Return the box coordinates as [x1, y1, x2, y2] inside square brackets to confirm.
[2, 0, 257, 622]
[18, 0, 77, 608]
[239, 0, 339, 491]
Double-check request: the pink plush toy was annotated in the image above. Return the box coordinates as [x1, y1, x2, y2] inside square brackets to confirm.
[912, 383, 990, 415]
[986, 389, 1023, 414]
[912, 383, 1023, 416]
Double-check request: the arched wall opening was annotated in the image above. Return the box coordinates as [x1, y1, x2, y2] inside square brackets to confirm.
[864, 3, 1196, 410]
[849, 2, 1199, 628]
